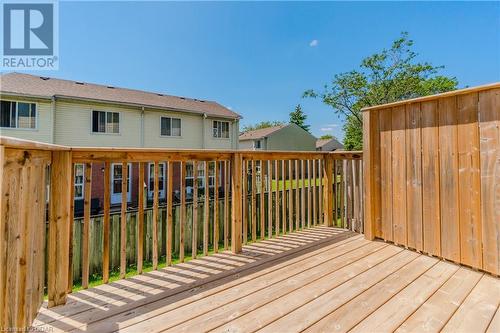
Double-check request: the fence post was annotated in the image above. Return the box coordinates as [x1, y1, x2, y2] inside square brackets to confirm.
[363, 110, 378, 240]
[231, 153, 242, 253]
[323, 155, 334, 227]
[48, 150, 72, 307]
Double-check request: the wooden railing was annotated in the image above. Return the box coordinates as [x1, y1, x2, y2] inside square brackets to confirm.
[0, 136, 362, 330]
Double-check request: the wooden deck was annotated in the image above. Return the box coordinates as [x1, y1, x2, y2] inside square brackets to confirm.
[34, 227, 500, 333]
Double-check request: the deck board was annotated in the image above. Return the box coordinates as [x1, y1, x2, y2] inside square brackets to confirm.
[34, 227, 500, 333]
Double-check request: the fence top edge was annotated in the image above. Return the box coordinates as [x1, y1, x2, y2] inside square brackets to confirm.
[361, 82, 500, 112]
[0, 136, 70, 151]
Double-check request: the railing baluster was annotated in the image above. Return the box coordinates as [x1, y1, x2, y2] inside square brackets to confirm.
[214, 161, 219, 253]
[153, 161, 159, 269]
[203, 161, 209, 255]
[242, 160, 248, 244]
[82, 163, 92, 288]
[301, 160, 305, 230]
[307, 160, 312, 228]
[180, 161, 186, 262]
[295, 160, 299, 231]
[67, 163, 75, 293]
[340, 160, 345, 228]
[274, 160, 280, 237]
[120, 162, 128, 278]
[281, 160, 286, 234]
[192, 160, 198, 258]
[288, 160, 293, 232]
[319, 159, 323, 226]
[260, 160, 265, 240]
[224, 160, 229, 250]
[267, 160, 272, 239]
[102, 162, 110, 284]
[167, 161, 174, 265]
[137, 162, 145, 272]
[312, 159, 317, 225]
[230, 153, 242, 253]
[251, 160, 257, 242]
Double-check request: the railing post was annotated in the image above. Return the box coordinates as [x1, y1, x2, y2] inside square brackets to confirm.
[231, 153, 242, 253]
[48, 150, 72, 307]
[323, 155, 334, 227]
[363, 110, 379, 240]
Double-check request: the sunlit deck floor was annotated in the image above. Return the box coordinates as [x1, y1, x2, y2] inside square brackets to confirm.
[34, 226, 500, 333]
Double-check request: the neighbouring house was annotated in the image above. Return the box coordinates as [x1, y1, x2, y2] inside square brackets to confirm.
[238, 123, 316, 151]
[0, 72, 241, 213]
[316, 137, 343, 151]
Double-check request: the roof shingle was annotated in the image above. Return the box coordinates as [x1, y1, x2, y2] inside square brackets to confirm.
[0, 72, 241, 119]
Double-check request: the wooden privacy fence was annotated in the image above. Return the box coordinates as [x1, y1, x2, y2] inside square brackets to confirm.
[363, 83, 500, 276]
[0, 136, 362, 329]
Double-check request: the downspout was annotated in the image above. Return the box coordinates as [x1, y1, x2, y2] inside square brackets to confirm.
[51, 96, 56, 144]
[202, 113, 207, 149]
[140, 107, 144, 147]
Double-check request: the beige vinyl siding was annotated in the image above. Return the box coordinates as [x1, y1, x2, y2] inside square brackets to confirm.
[0, 97, 53, 143]
[54, 100, 141, 147]
[238, 139, 255, 150]
[143, 109, 203, 148]
[266, 124, 316, 151]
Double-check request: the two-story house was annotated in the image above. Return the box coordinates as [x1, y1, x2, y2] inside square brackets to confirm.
[0, 72, 241, 213]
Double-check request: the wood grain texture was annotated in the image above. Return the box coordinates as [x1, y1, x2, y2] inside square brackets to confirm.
[137, 162, 145, 271]
[406, 103, 423, 251]
[180, 161, 186, 261]
[457, 92, 482, 269]
[421, 100, 441, 256]
[152, 161, 159, 269]
[379, 108, 393, 240]
[438, 96, 460, 262]
[391, 105, 407, 246]
[193, 161, 199, 257]
[120, 163, 128, 278]
[82, 163, 92, 288]
[478, 88, 500, 275]
[231, 154, 242, 253]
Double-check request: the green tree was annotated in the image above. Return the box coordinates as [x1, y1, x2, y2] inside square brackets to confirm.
[304, 32, 458, 150]
[289, 104, 310, 132]
[319, 134, 333, 140]
[242, 121, 285, 133]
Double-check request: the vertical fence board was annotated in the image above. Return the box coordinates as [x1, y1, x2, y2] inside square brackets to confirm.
[392, 105, 407, 245]
[421, 100, 441, 256]
[438, 96, 460, 262]
[479, 88, 500, 275]
[379, 108, 393, 240]
[457, 92, 482, 269]
[406, 103, 423, 251]
[82, 164, 92, 287]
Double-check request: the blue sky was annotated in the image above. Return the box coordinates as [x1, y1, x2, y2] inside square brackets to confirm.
[20, 1, 500, 139]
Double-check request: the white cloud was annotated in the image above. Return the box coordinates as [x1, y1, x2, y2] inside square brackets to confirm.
[309, 39, 319, 47]
[320, 127, 333, 132]
[326, 123, 339, 128]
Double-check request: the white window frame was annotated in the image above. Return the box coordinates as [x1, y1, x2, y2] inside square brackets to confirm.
[74, 163, 85, 200]
[0, 100, 37, 130]
[160, 117, 182, 137]
[91, 110, 120, 134]
[147, 162, 166, 199]
[212, 120, 230, 139]
[111, 163, 132, 204]
[254, 140, 262, 149]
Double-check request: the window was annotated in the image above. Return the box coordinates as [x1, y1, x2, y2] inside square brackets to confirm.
[254, 140, 261, 149]
[148, 163, 166, 199]
[0, 100, 36, 129]
[212, 120, 229, 139]
[161, 117, 181, 136]
[74, 164, 85, 199]
[186, 162, 205, 188]
[92, 111, 119, 134]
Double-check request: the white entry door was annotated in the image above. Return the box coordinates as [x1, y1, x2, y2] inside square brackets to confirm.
[111, 163, 132, 204]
